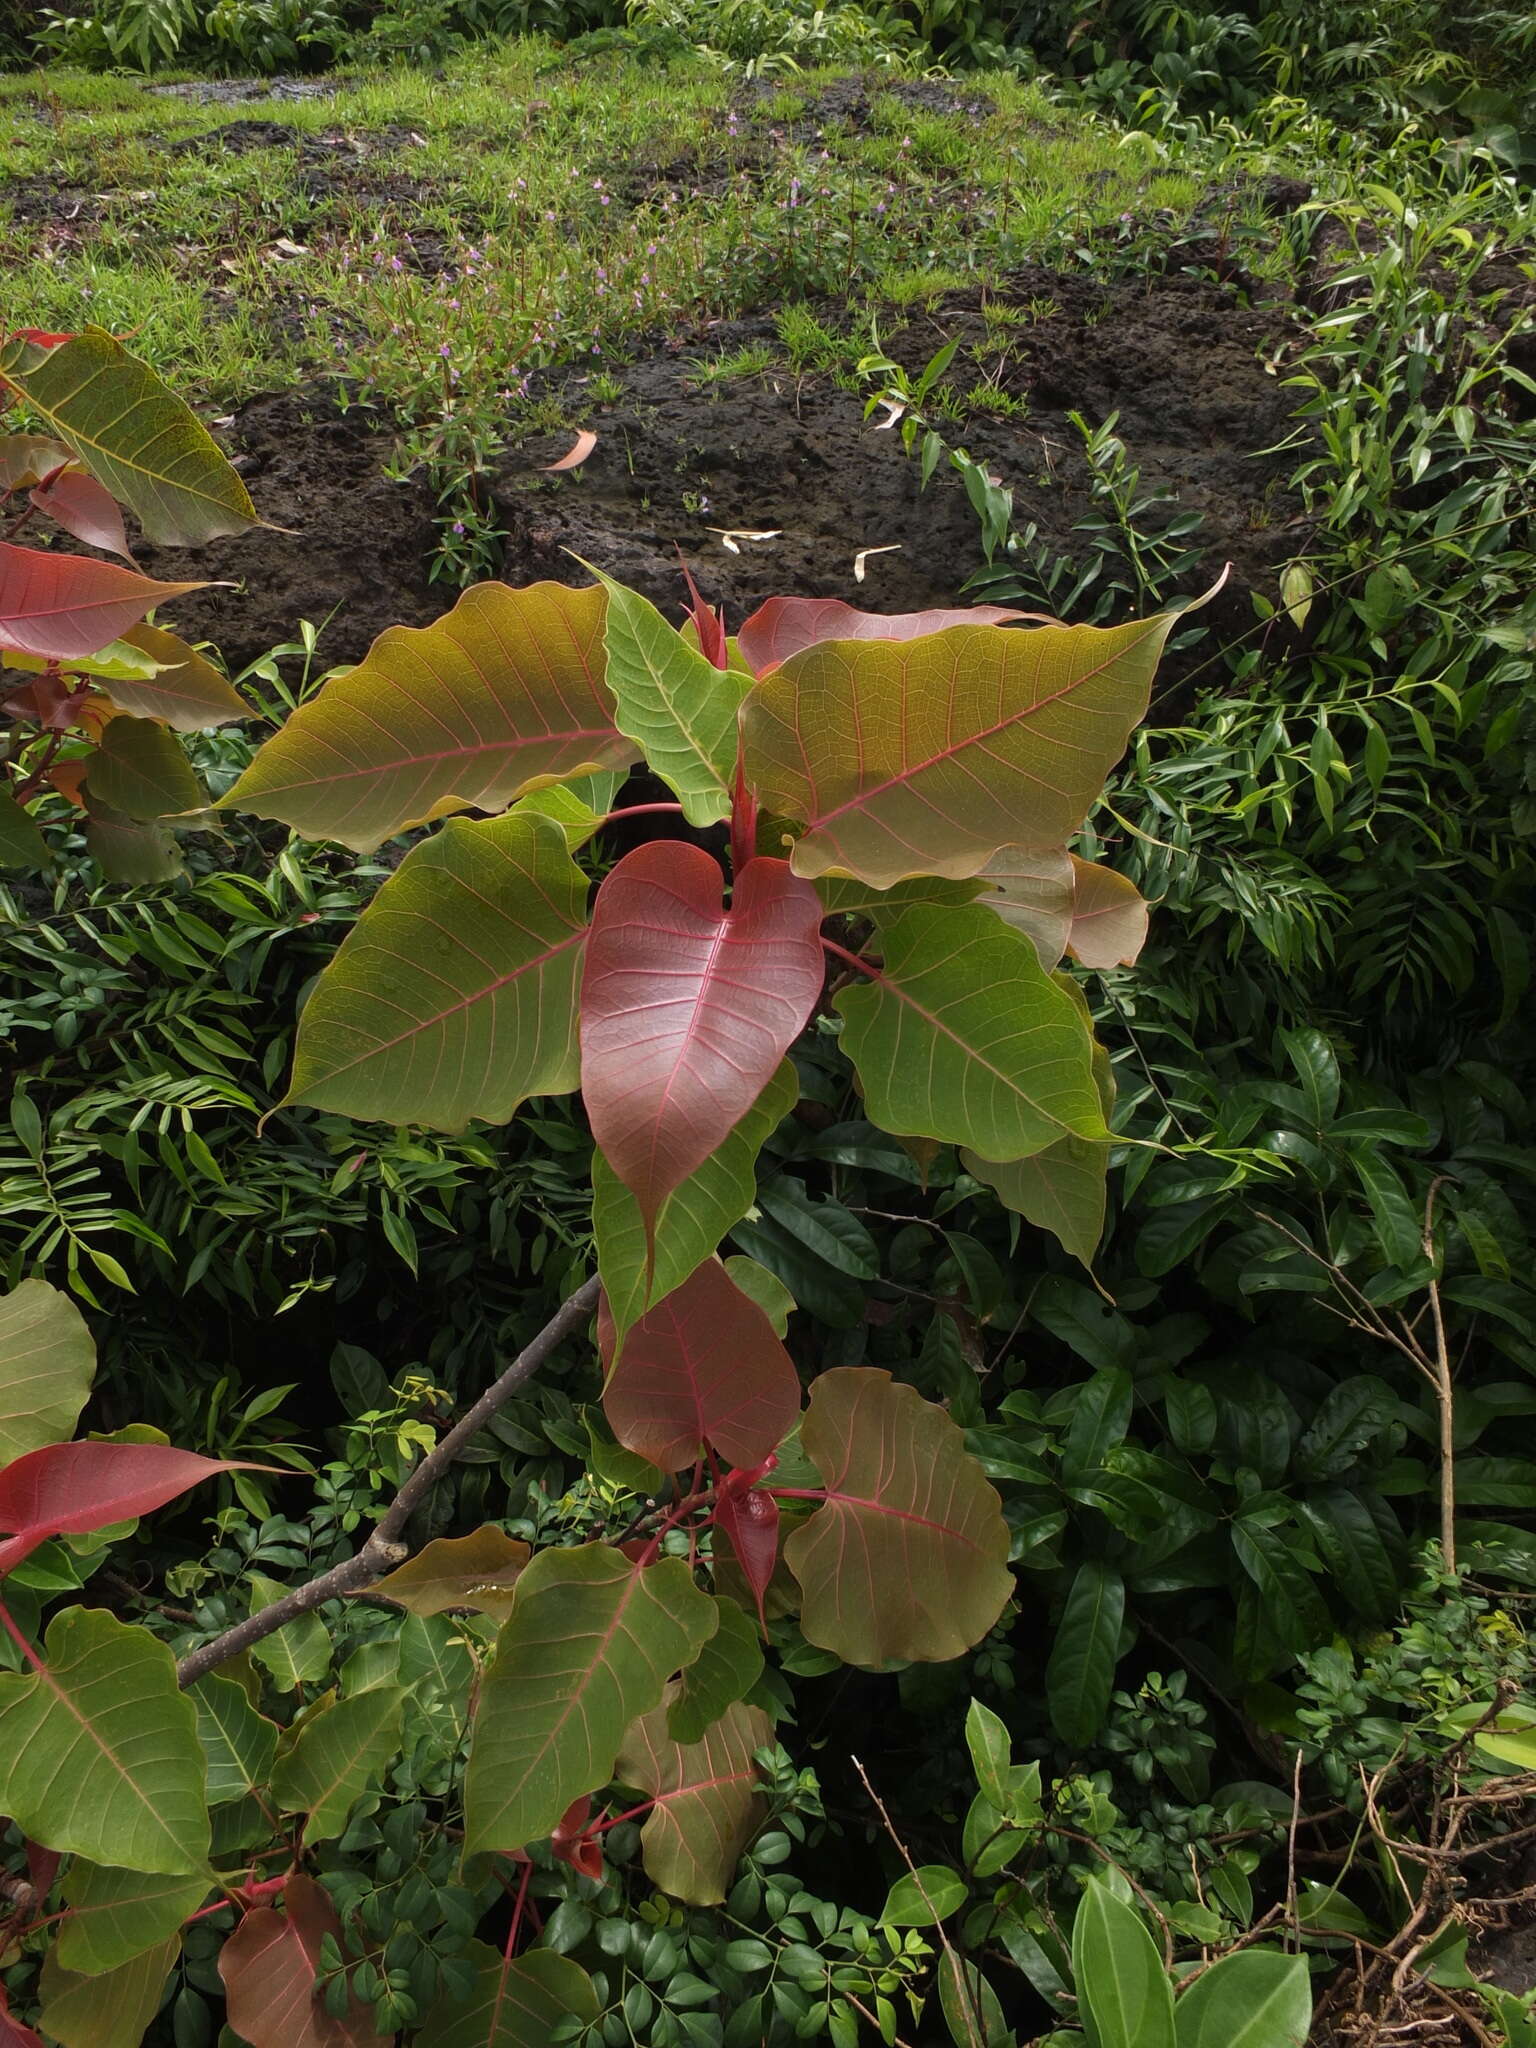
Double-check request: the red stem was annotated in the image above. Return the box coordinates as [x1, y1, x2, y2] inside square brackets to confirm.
[590, 1796, 658, 1835]
[596, 801, 687, 827]
[767, 1487, 829, 1502]
[0, 1594, 46, 1673]
[503, 1858, 533, 1960]
[820, 937, 881, 979]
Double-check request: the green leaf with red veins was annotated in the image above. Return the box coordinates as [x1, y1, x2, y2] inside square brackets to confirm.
[0, 543, 207, 661]
[835, 904, 1106, 1162]
[615, 1695, 772, 1905]
[105, 623, 247, 729]
[735, 596, 1035, 675]
[594, 1059, 798, 1353]
[416, 1944, 599, 2048]
[225, 580, 638, 853]
[741, 613, 1175, 885]
[462, 1543, 717, 1855]
[0, 327, 258, 547]
[83, 715, 202, 821]
[599, 1256, 800, 1472]
[280, 809, 589, 1130]
[784, 1368, 1013, 1666]
[580, 842, 825, 1242]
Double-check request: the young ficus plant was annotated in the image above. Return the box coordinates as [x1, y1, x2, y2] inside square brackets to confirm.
[0, 327, 1193, 2047]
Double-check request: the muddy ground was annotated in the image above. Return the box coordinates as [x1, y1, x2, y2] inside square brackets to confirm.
[139, 265, 1305, 676]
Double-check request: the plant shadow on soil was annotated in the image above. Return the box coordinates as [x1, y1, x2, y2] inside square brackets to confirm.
[137, 265, 1305, 676]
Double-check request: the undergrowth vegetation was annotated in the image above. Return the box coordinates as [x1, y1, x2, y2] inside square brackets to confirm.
[2, 10, 1535, 2048]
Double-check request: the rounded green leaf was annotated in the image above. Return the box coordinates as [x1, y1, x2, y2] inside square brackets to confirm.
[417, 1942, 599, 2048]
[0, 1278, 95, 1464]
[270, 1685, 406, 1845]
[1174, 1951, 1311, 2048]
[667, 1596, 765, 1744]
[880, 1865, 968, 1927]
[84, 715, 202, 821]
[57, 1864, 211, 1977]
[1072, 1882, 1174, 2048]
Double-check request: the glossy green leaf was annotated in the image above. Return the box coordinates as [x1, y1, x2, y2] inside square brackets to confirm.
[1174, 1951, 1311, 2048]
[880, 1865, 967, 1927]
[742, 613, 1175, 886]
[837, 906, 1107, 1160]
[84, 715, 202, 821]
[463, 1543, 717, 1855]
[588, 564, 746, 826]
[280, 810, 588, 1129]
[226, 580, 636, 852]
[0, 327, 258, 546]
[270, 1684, 406, 1844]
[615, 1696, 771, 1905]
[189, 1674, 279, 1805]
[36, 1934, 180, 2048]
[57, 1864, 210, 1977]
[1045, 1560, 1125, 1747]
[0, 1608, 209, 1873]
[937, 1953, 1010, 2048]
[1072, 1882, 1174, 2048]
[594, 1061, 797, 1353]
[416, 1943, 599, 2048]
[964, 1698, 1012, 1812]
[784, 1369, 1013, 1666]
[667, 1597, 765, 1744]
[0, 1277, 95, 1464]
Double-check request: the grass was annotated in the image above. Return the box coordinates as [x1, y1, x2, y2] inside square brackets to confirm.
[1, 45, 1204, 423]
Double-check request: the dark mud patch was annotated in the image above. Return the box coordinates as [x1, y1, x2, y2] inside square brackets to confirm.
[143, 75, 344, 103]
[134, 392, 442, 673]
[738, 74, 997, 137]
[496, 270, 1303, 660]
[134, 269, 1303, 676]
[1, 175, 102, 229]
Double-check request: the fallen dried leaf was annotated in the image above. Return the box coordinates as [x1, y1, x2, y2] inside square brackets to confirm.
[543, 429, 598, 473]
[853, 545, 902, 583]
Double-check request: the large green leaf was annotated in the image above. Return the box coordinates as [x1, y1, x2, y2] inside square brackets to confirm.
[614, 1696, 771, 1905]
[1072, 1883, 1174, 2048]
[588, 565, 746, 826]
[81, 802, 183, 884]
[189, 1673, 279, 1806]
[57, 1863, 210, 1977]
[1174, 1951, 1311, 2048]
[462, 1543, 717, 1855]
[106, 623, 247, 730]
[0, 785, 50, 868]
[247, 1574, 331, 1690]
[226, 580, 637, 852]
[270, 1685, 406, 1845]
[667, 1595, 764, 1744]
[84, 715, 202, 821]
[0, 1277, 95, 1463]
[1045, 1559, 1125, 1748]
[595, 1060, 798, 1352]
[36, 1934, 180, 2048]
[0, 328, 258, 547]
[416, 1943, 599, 2048]
[836, 906, 1107, 1161]
[281, 810, 589, 1129]
[783, 1369, 1013, 1666]
[0, 1608, 209, 1873]
[741, 614, 1174, 885]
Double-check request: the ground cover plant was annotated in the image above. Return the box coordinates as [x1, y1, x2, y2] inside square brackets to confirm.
[4, 19, 1536, 2048]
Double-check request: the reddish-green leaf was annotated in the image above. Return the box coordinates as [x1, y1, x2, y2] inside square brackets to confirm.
[280, 809, 589, 1129]
[219, 1876, 390, 2048]
[0, 327, 258, 548]
[105, 623, 246, 729]
[0, 1441, 260, 1576]
[416, 1942, 598, 2048]
[615, 1696, 772, 1904]
[580, 843, 825, 1239]
[736, 598, 1033, 675]
[0, 1608, 210, 1873]
[594, 1060, 799, 1354]
[0, 543, 205, 661]
[28, 465, 132, 563]
[0, 2001, 47, 2047]
[1061, 855, 1149, 969]
[983, 851, 1147, 972]
[835, 905, 1107, 1162]
[741, 614, 1175, 884]
[599, 1257, 800, 1472]
[36, 1934, 180, 2048]
[0, 1277, 95, 1464]
[226, 580, 637, 852]
[367, 1525, 531, 1623]
[462, 1542, 717, 1855]
[0, 434, 75, 490]
[83, 715, 202, 821]
[784, 1368, 1013, 1666]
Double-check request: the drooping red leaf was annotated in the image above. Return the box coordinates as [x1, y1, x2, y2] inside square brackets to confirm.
[1, 673, 96, 732]
[579, 842, 825, 1240]
[735, 597, 1036, 676]
[219, 1876, 389, 2048]
[0, 1441, 267, 1576]
[599, 1258, 800, 1472]
[29, 465, 134, 562]
[679, 558, 729, 669]
[3, 331, 74, 350]
[0, 1999, 46, 2048]
[24, 1842, 61, 1909]
[550, 1796, 604, 1881]
[0, 543, 206, 660]
[713, 1483, 780, 1634]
